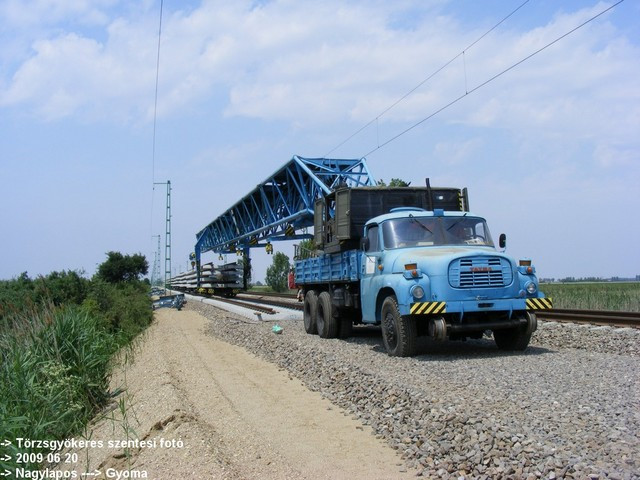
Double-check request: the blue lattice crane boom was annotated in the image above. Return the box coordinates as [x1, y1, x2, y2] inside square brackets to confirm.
[194, 156, 376, 264]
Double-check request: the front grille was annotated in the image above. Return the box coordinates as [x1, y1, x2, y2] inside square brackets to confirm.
[449, 256, 512, 288]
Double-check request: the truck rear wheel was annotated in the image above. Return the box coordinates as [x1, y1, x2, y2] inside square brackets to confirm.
[381, 295, 416, 357]
[493, 312, 537, 350]
[303, 290, 318, 335]
[317, 291, 338, 339]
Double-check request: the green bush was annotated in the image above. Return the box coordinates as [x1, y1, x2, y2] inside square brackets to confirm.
[33, 270, 89, 307]
[0, 272, 37, 323]
[0, 270, 89, 324]
[96, 251, 148, 283]
[84, 280, 153, 341]
[265, 252, 290, 293]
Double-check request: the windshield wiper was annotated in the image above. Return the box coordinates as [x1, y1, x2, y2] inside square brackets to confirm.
[446, 212, 468, 231]
[409, 214, 433, 234]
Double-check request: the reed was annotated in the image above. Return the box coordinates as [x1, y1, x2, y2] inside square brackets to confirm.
[0, 279, 152, 472]
[540, 282, 640, 312]
[0, 305, 116, 470]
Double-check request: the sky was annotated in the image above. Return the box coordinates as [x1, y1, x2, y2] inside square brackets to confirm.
[0, 0, 638, 283]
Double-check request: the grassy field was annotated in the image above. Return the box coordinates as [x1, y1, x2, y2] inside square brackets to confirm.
[540, 282, 640, 312]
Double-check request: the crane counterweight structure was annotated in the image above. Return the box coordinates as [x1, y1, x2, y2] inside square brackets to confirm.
[194, 156, 376, 266]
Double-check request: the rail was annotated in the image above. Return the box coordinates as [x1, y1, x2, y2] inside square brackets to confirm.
[204, 295, 278, 315]
[536, 309, 640, 328]
[235, 293, 303, 311]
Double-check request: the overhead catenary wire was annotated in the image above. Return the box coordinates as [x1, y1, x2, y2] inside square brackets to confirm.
[152, 0, 164, 188]
[362, 0, 624, 158]
[150, 0, 164, 270]
[323, 0, 532, 158]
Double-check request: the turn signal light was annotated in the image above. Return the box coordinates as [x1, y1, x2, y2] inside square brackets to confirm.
[519, 260, 533, 273]
[404, 263, 419, 277]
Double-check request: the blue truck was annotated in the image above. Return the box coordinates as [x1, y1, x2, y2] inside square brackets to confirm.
[295, 184, 552, 356]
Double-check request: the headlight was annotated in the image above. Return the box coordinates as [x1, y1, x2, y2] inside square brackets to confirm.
[410, 285, 425, 299]
[526, 282, 537, 295]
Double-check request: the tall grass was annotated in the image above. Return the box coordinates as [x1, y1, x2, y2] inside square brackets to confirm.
[540, 282, 640, 311]
[0, 305, 116, 470]
[0, 274, 153, 472]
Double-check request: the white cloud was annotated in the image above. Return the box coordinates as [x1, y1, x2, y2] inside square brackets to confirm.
[0, 0, 116, 27]
[3, 0, 638, 280]
[0, 0, 637, 152]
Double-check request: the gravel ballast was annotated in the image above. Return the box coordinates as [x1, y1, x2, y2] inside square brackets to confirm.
[189, 302, 640, 479]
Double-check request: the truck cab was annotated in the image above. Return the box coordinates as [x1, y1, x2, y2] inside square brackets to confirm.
[296, 183, 551, 356]
[360, 207, 549, 356]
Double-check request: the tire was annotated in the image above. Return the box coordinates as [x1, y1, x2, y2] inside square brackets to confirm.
[303, 290, 318, 335]
[380, 295, 416, 357]
[316, 291, 338, 339]
[493, 312, 536, 350]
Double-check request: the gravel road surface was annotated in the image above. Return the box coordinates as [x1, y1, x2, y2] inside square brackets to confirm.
[55, 308, 414, 479]
[188, 301, 640, 480]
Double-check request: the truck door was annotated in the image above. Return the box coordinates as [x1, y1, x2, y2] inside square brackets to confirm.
[360, 224, 382, 323]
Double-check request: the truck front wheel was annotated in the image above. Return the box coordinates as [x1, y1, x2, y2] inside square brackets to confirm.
[303, 290, 318, 335]
[381, 295, 416, 357]
[493, 312, 537, 350]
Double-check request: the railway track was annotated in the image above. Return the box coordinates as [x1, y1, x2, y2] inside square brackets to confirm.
[180, 291, 302, 315]
[242, 291, 298, 298]
[536, 308, 640, 328]
[187, 291, 640, 329]
[236, 292, 303, 311]
[201, 295, 279, 315]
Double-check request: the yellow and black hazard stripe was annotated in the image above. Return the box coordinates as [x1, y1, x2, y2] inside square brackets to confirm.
[285, 225, 295, 236]
[526, 297, 553, 310]
[410, 301, 446, 315]
[249, 236, 258, 245]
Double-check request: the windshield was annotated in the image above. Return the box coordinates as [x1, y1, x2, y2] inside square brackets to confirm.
[381, 216, 494, 249]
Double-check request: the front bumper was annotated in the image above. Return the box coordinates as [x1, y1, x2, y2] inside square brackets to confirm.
[407, 296, 552, 316]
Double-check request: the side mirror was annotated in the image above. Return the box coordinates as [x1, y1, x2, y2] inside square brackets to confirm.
[361, 237, 370, 251]
[499, 233, 507, 249]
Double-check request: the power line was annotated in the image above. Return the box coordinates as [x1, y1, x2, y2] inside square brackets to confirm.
[362, 0, 624, 157]
[152, 0, 164, 187]
[323, 0, 531, 157]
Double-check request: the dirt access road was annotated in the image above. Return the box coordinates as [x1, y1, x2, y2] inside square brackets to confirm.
[56, 308, 414, 479]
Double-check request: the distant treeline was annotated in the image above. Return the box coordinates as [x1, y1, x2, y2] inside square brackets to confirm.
[540, 277, 640, 283]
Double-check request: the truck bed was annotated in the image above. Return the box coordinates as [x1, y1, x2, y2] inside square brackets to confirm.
[295, 250, 361, 285]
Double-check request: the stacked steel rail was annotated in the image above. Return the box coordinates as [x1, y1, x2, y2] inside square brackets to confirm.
[168, 261, 243, 294]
